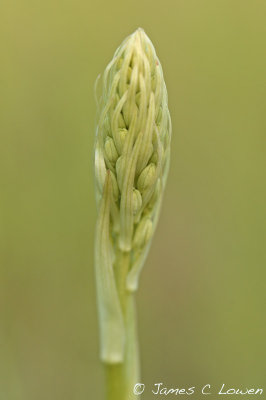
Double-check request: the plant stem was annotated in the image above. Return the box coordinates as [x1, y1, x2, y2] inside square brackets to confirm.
[105, 251, 140, 400]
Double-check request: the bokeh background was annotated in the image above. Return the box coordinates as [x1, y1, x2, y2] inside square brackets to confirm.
[1, 1, 266, 399]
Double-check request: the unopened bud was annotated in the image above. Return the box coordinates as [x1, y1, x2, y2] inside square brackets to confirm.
[137, 163, 156, 192]
[114, 128, 127, 154]
[105, 137, 118, 164]
[133, 217, 153, 248]
[132, 189, 142, 215]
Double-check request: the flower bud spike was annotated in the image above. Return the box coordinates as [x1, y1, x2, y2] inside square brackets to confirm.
[94, 30, 172, 384]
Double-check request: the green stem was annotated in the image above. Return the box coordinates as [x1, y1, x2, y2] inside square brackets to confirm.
[105, 251, 140, 400]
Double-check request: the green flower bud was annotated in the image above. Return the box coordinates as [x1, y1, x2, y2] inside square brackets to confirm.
[114, 128, 127, 154]
[137, 163, 156, 192]
[133, 217, 153, 248]
[105, 136, 118, 164]
[132, 189, 142, 215]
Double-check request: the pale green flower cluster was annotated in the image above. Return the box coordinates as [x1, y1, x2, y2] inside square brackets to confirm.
[95, 28, 171, 363]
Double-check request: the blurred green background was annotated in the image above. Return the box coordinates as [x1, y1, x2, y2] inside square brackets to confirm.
[1, 0, 266, 399]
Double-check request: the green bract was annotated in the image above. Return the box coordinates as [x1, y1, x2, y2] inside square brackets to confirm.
[95, 28, 171, 363]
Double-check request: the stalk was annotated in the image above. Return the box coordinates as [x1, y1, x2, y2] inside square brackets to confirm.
[105, 251, 140, 400]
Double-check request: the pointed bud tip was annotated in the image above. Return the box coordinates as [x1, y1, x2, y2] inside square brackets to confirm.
[132, 27, 148, 40]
